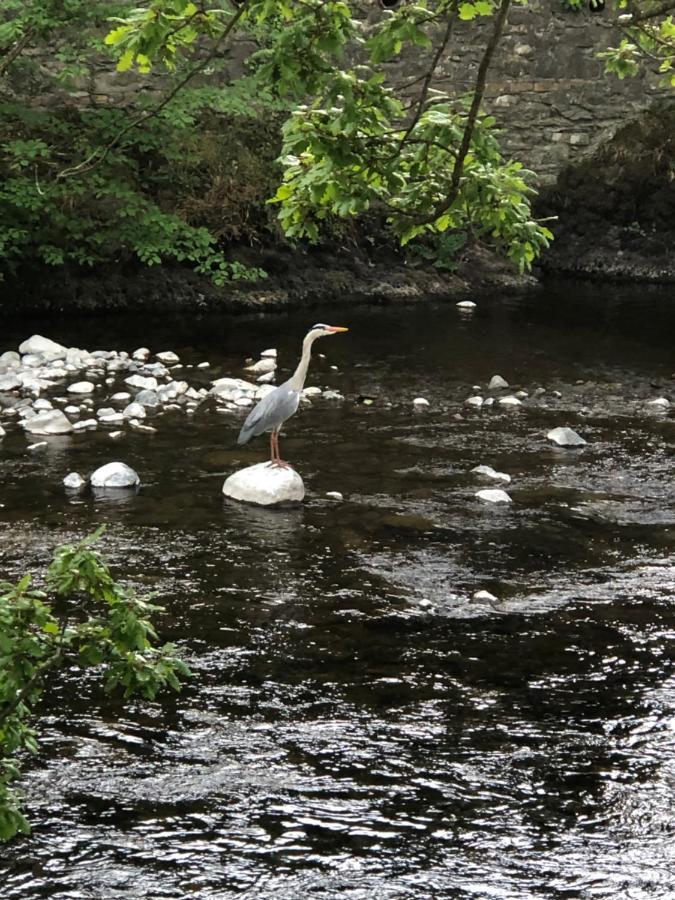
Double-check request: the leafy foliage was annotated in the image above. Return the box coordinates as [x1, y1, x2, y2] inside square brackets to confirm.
[0, 528, 190, 842]
[601, 1, 675, 87]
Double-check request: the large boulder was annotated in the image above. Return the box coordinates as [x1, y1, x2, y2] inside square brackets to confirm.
[90, 461, 140, 488]
[22, 410, 73, 435]
[223, 462, 304, 506]
[19, 335, 68, 358]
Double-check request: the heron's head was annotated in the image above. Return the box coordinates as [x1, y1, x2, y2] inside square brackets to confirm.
[308, 323, 349, 340]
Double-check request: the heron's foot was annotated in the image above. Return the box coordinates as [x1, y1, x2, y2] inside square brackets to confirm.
[269, 459, 293, 470]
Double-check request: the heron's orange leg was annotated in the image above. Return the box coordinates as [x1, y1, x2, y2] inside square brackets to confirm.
[271, 430, 293, 469]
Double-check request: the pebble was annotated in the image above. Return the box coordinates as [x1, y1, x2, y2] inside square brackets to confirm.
[472, 590, 499, 603]
[322, 390, 344, 401]
[257, 371, 275, 384]
[245, 358, 276, 375]
[498, 396, 522, 407]
[514, 390, 529, 399]
[476, 489, 512, 504]
[125, 374, 158, 391]
[488, 375, 509, 390]
[110, 392, 131, 402]
[156, 351, 180, 363]
[63, 472, 86, 489]
[197, 362, 210, 369]
[413, 397, 430, 408]
[303, 387, 322, 397]
[64, 405, 80, 415]
[123, 402, 146, 419]
[109, 431, 125, 440]
[67, 381, 96, 394]
[72, 419, 98, 431]
[326, 491, 344, 501]
[33, 398, 53, 410]
[261, 348, 277, 359]
[0, 425, 5, 437]
[129, 419, 157, 434]
[464, 396, 483, 409]
[646, 398, 670, 409]
[99, 413, 125, 425]
[456, 300, 476, 309]
[547, 426, 587, 447]
[132, 347, 151, 360]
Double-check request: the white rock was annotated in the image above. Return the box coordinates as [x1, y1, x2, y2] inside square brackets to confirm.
[96, 407, 116, 419]
[67, 381, 96, 394]
[197, 361, 210, 369]
[134, 389, 160, 407]
[326, 491, 344, 501]
[19, 335, 67, 357]
[22, 410, 73, 435]
[73, 419, 98, 431]
[0, 374, 22, 392]
[27, 442, 48, 452]
[322, 390, 344, 401]
[33, 398, 53, 411]
[109, 431, 125, 441]
[63, 472, 86, 490]
[472, 590, 499, 603]
[245, 358, 276, 375]
[646, 398, 670, 409]
[488, 375, 509, 390]
[125, 374, 158, 391]
[257, 371, 275, 384]
[129, 419, 157, 434]
[261, 348, 277, 359]
[235, 397, 254, 407]
[471, 465, 511, 484]
[413, 397, 430, 408]
[547, 426, 587, 447]
[465, 396, 483, 409]
[223, 462, 304, 506]
[255, 385, 276, 400]
[99, 413, 125, 425]
[303, 386, 322, 397]
[483, 397, 495, 408]
[156, 351, 180, 363]
[0, 351, 20, 367]
[0, 425, 5, 438]
[498, 396, 523, 407]
[110, 392, 131, 402]
[211, 377, 257, 401]
[122, 402, 146, 419]
[475, 489, 512, 504]
[132, 347, 151, 361]
[90, 462, 140, 488]
[456, 300, 476, 309]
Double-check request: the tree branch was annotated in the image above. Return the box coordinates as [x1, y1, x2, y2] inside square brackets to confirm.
[56, 0, 251, 180]
[0, 27, 36, 78]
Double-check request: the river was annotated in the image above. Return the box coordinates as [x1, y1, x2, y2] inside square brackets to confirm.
[1, 280, 674, 898]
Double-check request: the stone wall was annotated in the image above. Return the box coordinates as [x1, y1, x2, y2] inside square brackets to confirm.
[13, 2, 670, 186]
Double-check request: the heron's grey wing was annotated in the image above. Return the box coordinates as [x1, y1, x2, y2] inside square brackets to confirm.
[237, 385, 300, 444]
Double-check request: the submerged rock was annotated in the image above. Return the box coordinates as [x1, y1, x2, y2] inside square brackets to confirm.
[471, 465, 511, 484]
[22, 409, 73, 435]
[223, 462, 304, 506]
[90, 461, 140, 488]
[547, 426, 587, 447]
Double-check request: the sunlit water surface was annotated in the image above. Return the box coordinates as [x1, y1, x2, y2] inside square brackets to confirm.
[1, 281, 674, 898]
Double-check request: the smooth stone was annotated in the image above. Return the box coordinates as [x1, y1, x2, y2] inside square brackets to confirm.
[465, 396, 483, 409]
[471, 465, 511, 484]
[128, 419, 157, 434]
[498, 396, 523, 407]
[109, 431, 125, 440]
[132, 347, 151, 360]
[96, 407, 116, 418]
[483, 397, 495, 407]
[245, 358, 276, 375]
[33, 399, 53, 410]
[488, 375, 509, 390]
[0, 351, 20, 366]
[73, 419, 98, 430]
[413, 397, 430, 408]
[326, 491, 344, 501]
[646, 398, 670, 409]
[123, 402, 146, 419]
[125, 374, 158, 391]
[27, 442, 48, 452]
[0, 374, 22, 392]
[197, 362, 210, 368]
[515, 390, 529, 399]
[68, 381, 96, 395]
[19, 335, 67, 357]
[551, 390, 563, 399]
[261, 348, 277, 359]
[90, 461, 140, 488]
[22, 410, 73, 435]
[257, 371, 275, 384]
[456, 300, 476, 309]
[211, 377, 257, 400]
[110, 392, 132, 402]
[223, 462, 304, 506]
[156, 351, 180, 363]
[134, 389, 160, 407]
[303, 386, 322, 397]
[99, 413, 125, 425]
[547, 426, 587, 447]
[0, 425, 5, 437]
[476, 489, 512, 504]
[322, 390, 344, 401]
[63, 472, 86, 490]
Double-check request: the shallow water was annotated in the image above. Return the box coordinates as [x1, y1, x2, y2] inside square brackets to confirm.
[1, 280, 675, 899]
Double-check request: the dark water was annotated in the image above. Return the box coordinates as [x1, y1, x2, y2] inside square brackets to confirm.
[1, 281, 674, 899]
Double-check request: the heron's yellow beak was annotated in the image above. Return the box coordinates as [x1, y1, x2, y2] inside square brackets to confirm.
[328, 326, 349, 333]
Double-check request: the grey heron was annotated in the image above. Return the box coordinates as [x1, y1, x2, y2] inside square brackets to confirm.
[237, 323, 349, 467]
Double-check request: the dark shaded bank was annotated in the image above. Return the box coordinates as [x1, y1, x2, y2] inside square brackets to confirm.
[536, 100, 675, 284]
[0, 244, 535, 317]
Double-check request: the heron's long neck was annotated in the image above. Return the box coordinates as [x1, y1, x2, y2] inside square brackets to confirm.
[288, 333, 317, 391]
